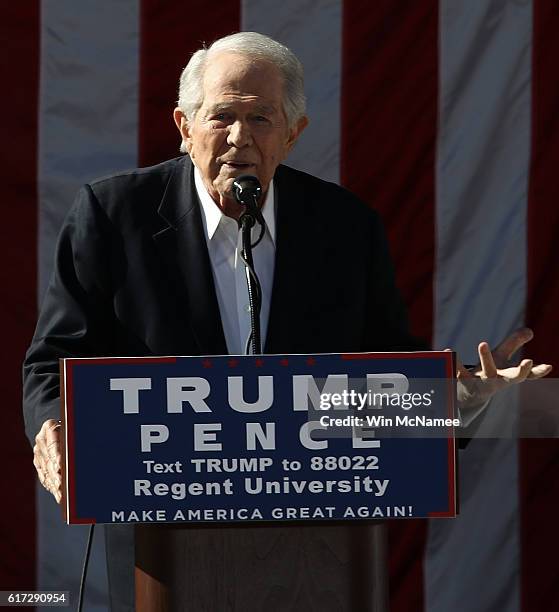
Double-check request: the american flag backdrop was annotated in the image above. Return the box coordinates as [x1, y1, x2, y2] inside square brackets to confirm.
[2, 1, 559, 610]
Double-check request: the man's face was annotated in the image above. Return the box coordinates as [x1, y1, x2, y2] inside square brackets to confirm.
[174, 52, 307, 215]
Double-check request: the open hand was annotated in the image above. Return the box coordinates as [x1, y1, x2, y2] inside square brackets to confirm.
[454, 328, 552, 413]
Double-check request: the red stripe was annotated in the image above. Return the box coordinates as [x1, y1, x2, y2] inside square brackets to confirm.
[341, 2, 438, 609]
[138, 0, 240, 167]
[64, 357, 177, 366]
[428, 439, 457, 518]
[340, 0, 437, 345]
[341, 352, 445, 360]
[521, 1, 559, 609]
[64, 365, 78, 523]
[63, 364, 94, 526]
[0, 5, 39, 590]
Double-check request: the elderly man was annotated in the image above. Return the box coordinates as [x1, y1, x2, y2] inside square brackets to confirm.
[24, 32, 550, 611]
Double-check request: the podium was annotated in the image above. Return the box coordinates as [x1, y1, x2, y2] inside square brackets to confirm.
[135, 522, 388, 611]
[60, 351, 457, 611]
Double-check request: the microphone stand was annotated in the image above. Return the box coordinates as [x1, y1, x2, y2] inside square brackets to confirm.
[234, 175, 265, 356]
[239, 206, 263, 355]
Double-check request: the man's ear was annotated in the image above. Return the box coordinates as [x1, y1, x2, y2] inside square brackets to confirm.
[173, 107, 191, 151]
[286, 115, 309, 152]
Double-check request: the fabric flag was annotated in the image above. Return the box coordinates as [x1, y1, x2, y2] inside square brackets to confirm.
[2, 1, 558, 610]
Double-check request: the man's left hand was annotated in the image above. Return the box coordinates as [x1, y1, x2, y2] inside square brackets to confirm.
[453, 327, 552, 419]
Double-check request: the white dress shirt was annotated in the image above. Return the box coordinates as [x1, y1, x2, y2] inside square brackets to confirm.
[195, 167, 276, 355]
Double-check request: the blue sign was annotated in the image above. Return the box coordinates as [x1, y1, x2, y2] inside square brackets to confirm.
[61, 352, 458, 524]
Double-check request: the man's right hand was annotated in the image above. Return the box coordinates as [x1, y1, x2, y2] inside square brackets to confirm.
[33, 419, 62, 504]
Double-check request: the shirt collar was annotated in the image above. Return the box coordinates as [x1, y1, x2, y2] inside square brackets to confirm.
[194, 166, 276, 244]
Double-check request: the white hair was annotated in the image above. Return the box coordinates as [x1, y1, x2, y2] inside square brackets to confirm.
[177, 32, 306, 152]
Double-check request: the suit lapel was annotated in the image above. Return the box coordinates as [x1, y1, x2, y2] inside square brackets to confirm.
[265, 166, 324, 354]
[152, 157, 227, 356]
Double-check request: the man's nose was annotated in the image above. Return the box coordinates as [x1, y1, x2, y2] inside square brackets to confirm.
[227, 120, 252, 147]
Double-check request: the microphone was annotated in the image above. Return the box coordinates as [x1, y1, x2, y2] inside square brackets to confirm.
[233, 175, 265, 246]
[233, 175, 262, 215]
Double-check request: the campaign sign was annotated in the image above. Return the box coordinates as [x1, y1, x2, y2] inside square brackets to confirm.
[60, 352, 458, 525]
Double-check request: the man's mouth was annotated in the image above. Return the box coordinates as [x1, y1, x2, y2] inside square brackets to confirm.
[222, 161, 254, 169]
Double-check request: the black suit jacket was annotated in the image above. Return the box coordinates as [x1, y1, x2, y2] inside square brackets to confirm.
[23, 155, 421, 442]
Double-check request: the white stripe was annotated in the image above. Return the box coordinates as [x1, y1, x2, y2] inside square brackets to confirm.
[241, 0, 342, 184]
[428, 0, 532, 610]
[37, 1, 140, 607]
[38, 0, 140, 299]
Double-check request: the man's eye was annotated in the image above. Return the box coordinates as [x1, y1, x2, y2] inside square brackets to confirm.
[251, 116, 272, 127]
[210, 113, 232, 123]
